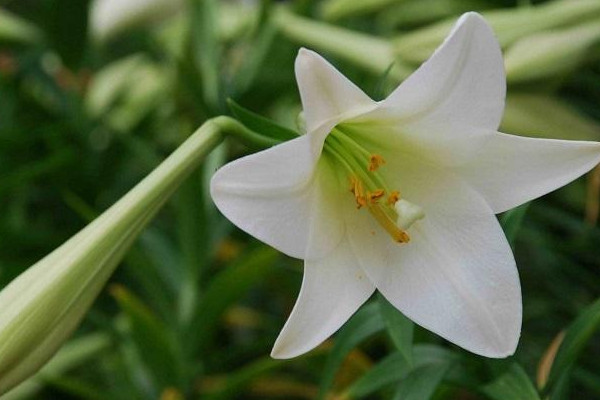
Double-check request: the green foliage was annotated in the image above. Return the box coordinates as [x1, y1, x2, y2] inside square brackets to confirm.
[378, 294, 414, 366]
[544, 297, 600, 399]
[392, 362, 449, 400]
[317, 302, 385, 399]
[227, 98, 298, 143]
[482, 363, 541, 400]
[501, 202, 530, 248]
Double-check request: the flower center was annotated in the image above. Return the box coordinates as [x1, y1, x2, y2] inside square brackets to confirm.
[323, 126, 425, 243]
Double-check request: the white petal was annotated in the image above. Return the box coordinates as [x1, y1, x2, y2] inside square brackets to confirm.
[381, 12, 505, 131]
[271, 240, 375, 359]
[346, 13, 505, 166]
[453, 132, 600, 213]
[295, 48, 375, 134]
[210, 134, 344, 260]
[346, 157, 521, 357]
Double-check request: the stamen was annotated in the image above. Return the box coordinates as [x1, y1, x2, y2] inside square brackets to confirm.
[368, 204, 410, 243]
[325, 127, 424, 244]
[367, 189, 385, 204]
[368, 154, 386, 172]
[387, 190, 400, 205]
[350, 176, 367, 208]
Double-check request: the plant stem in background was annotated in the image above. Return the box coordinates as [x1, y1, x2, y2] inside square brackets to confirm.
[273, 7, 412, 80]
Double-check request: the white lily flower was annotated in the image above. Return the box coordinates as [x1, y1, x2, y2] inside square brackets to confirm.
[210, 13, 600, 358]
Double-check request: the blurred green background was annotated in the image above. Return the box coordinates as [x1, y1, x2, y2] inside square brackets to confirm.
[1, 0, 600, 398]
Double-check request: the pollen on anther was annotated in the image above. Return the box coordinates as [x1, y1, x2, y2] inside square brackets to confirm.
[367, 189, 385, 204]
[387, 190, 400, 205]
[349, 176, 367, 208]
[368, 154, 386, 172]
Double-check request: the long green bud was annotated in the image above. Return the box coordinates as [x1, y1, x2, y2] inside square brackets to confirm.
[0, 116, 254, 395]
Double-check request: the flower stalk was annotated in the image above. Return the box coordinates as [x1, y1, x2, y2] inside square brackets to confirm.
[0, 116, 254, 395]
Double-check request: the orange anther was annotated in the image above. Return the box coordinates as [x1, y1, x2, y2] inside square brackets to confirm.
[368, 154, 386, 172]
[367, 189, 385, 204]
[387, 190, 400, 205]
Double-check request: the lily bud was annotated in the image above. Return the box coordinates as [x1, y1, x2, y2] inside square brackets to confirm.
[0, 120, 224, 395]
[505, 20, 600, 83]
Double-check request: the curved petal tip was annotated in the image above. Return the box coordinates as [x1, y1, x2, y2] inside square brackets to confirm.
[270, 241, 375, 359]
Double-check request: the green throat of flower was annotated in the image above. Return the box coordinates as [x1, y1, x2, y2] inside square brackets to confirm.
[323, 126, 425, 243]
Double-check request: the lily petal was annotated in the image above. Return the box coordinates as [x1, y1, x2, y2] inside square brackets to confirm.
[347, 13, 505, 166]
[381, 12, 505, 131]
[453, 132, 600, 213]
[271, 239, 375, 359]
[346, 157, 521, 357]
[295, 48, 375, 134]
[211, 135, 344, 260]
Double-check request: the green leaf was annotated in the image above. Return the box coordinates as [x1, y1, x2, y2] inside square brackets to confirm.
[392, 362, 450, 400]
[344, 351, 412, 399]
[111, 285, 185, 391]
[232, 2, 278, 95]
[204, 357, 283, 400]
[227, 98, 298, 142]
[500, 202, 529, 248]
[317, 302, 385, 399]
[174, 174, 207, 325]
[187, 246, 279, 355]
[545, 297, 600, 395]
[191, 0, 222, 110]
[344, 345, 460, 399]
[373, 62, 397, 100]
[482, 363, 541, 400]
[378, 293, 413, 366]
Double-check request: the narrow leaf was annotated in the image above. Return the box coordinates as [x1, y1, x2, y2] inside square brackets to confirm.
[228, 98, 298, 142]
[345, 345, 461, 399]
[191, 0, 221, 110]
[392, 363, 449, 400]
[500, 202, 529, 248]
[317, 302, 385, 400]
[111, 285, 184, 390]
[344, 352, 411, 399]
[378, 294, 414, 366]
[545, 297, 600, 394]
[203, 357, 283, 400]
[482, 363, 541, 400]
[187, 246, 279, 355]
